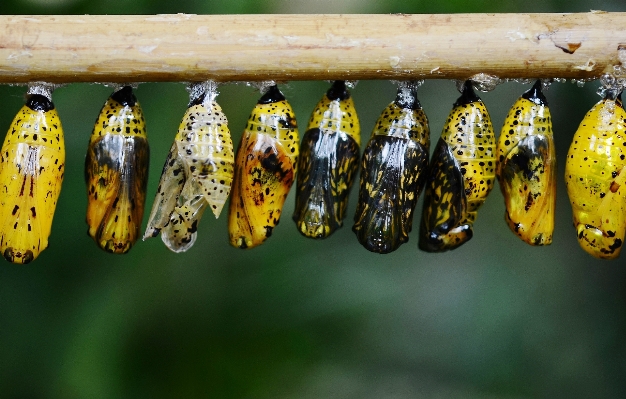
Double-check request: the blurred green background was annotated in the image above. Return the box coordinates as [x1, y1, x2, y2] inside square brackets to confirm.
[1, 1, 626, 398]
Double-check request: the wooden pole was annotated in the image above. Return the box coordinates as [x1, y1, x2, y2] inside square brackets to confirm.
[0, 13, 625, 83]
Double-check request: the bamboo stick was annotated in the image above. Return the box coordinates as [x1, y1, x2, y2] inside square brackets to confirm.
[0, 13, 625, 83]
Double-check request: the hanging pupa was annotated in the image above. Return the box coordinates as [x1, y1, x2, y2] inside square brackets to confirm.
[419, 80, 496, 252]
[352, 82, 430, 254]
[293, 80, 361, 239]
[565, 86, 626, 259]
[228, 84, 299, 249]
[144, 81, 234, 252]
[496, 80, 556, 246]
[85, 86, 149, 254]
[0, 84, 65, 264]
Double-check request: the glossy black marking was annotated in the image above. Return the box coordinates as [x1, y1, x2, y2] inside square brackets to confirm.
[3, 248, 13, 262]
[353, 136, 429, 253]
[189, 219, 199, 234]
[521, 80, 548, 106]
[23, 250, 34, 264]
[607, 238, 623, 253]
[110, 86, 137, 107]
[394, 87, 421, 110]
[260, 151, 281, 174]
[257, 85, 285, 104]
[453, 81, 480, 107]
[293, 128, 360, 238]
[26, 94, 54, 112]
[501, 135, 549, 184]
[85, 135, 149, 184]
[85, 133, 150, 253]
[326, 80, 350, 101]
[419, 138, 469, 252]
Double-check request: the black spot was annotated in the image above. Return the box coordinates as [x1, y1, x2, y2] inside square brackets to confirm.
[608, 238, 623, 252]
[188, 219, 199, 234]
[22, 250, 34, 264]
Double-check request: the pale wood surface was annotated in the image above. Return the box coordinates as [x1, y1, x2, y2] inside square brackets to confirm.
[0, 13, 625, 83]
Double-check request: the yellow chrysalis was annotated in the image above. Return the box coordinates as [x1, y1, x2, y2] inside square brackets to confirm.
[353, 83, 430, 253]
[293, 80, 361, 239]
[228, 85, 299, 249]
[85, 86, 149, 254]
[419, 81, 496, 252]
[565, 92, 626, 259]
[0, 88, 65, 264]
[496, 80, 556, 246]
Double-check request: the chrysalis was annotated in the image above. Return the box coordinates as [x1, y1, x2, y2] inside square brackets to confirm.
[144, 81, 234, 252]
[565, 91, 626, 259]
[85, 86, 149, 254]
[228, 84, 299, 249]
[352, 82, 430, 254]
[496, 80, 556, 246]
[293, 80, 360, 239]
[419, 81, 496, 252]
[0, 85, 65, 264]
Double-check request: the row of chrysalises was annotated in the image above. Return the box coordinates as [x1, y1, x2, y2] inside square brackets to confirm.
[0, 78, 623, 264]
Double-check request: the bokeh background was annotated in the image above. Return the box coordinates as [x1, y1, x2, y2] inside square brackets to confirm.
[1, 1, 626, 398]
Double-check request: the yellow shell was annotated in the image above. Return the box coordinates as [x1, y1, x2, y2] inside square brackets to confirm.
[419, 81, 496, 252]
[496, 81, 556, 246]
[565, 94, 626, 259]
[144, 85, 234, 253]
[293, 80, 360, 239]
[0, 94, 65, 264]
[229, 85, 299, 249]
[85, 86, 149, 254]
[353, 84, 430, 253]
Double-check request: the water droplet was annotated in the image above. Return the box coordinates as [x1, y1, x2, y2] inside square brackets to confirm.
[468, 73, 502, 92]
[513, 78, 534, 85]
[187, 81, 219, 105]
[597, 74, 624, 99]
